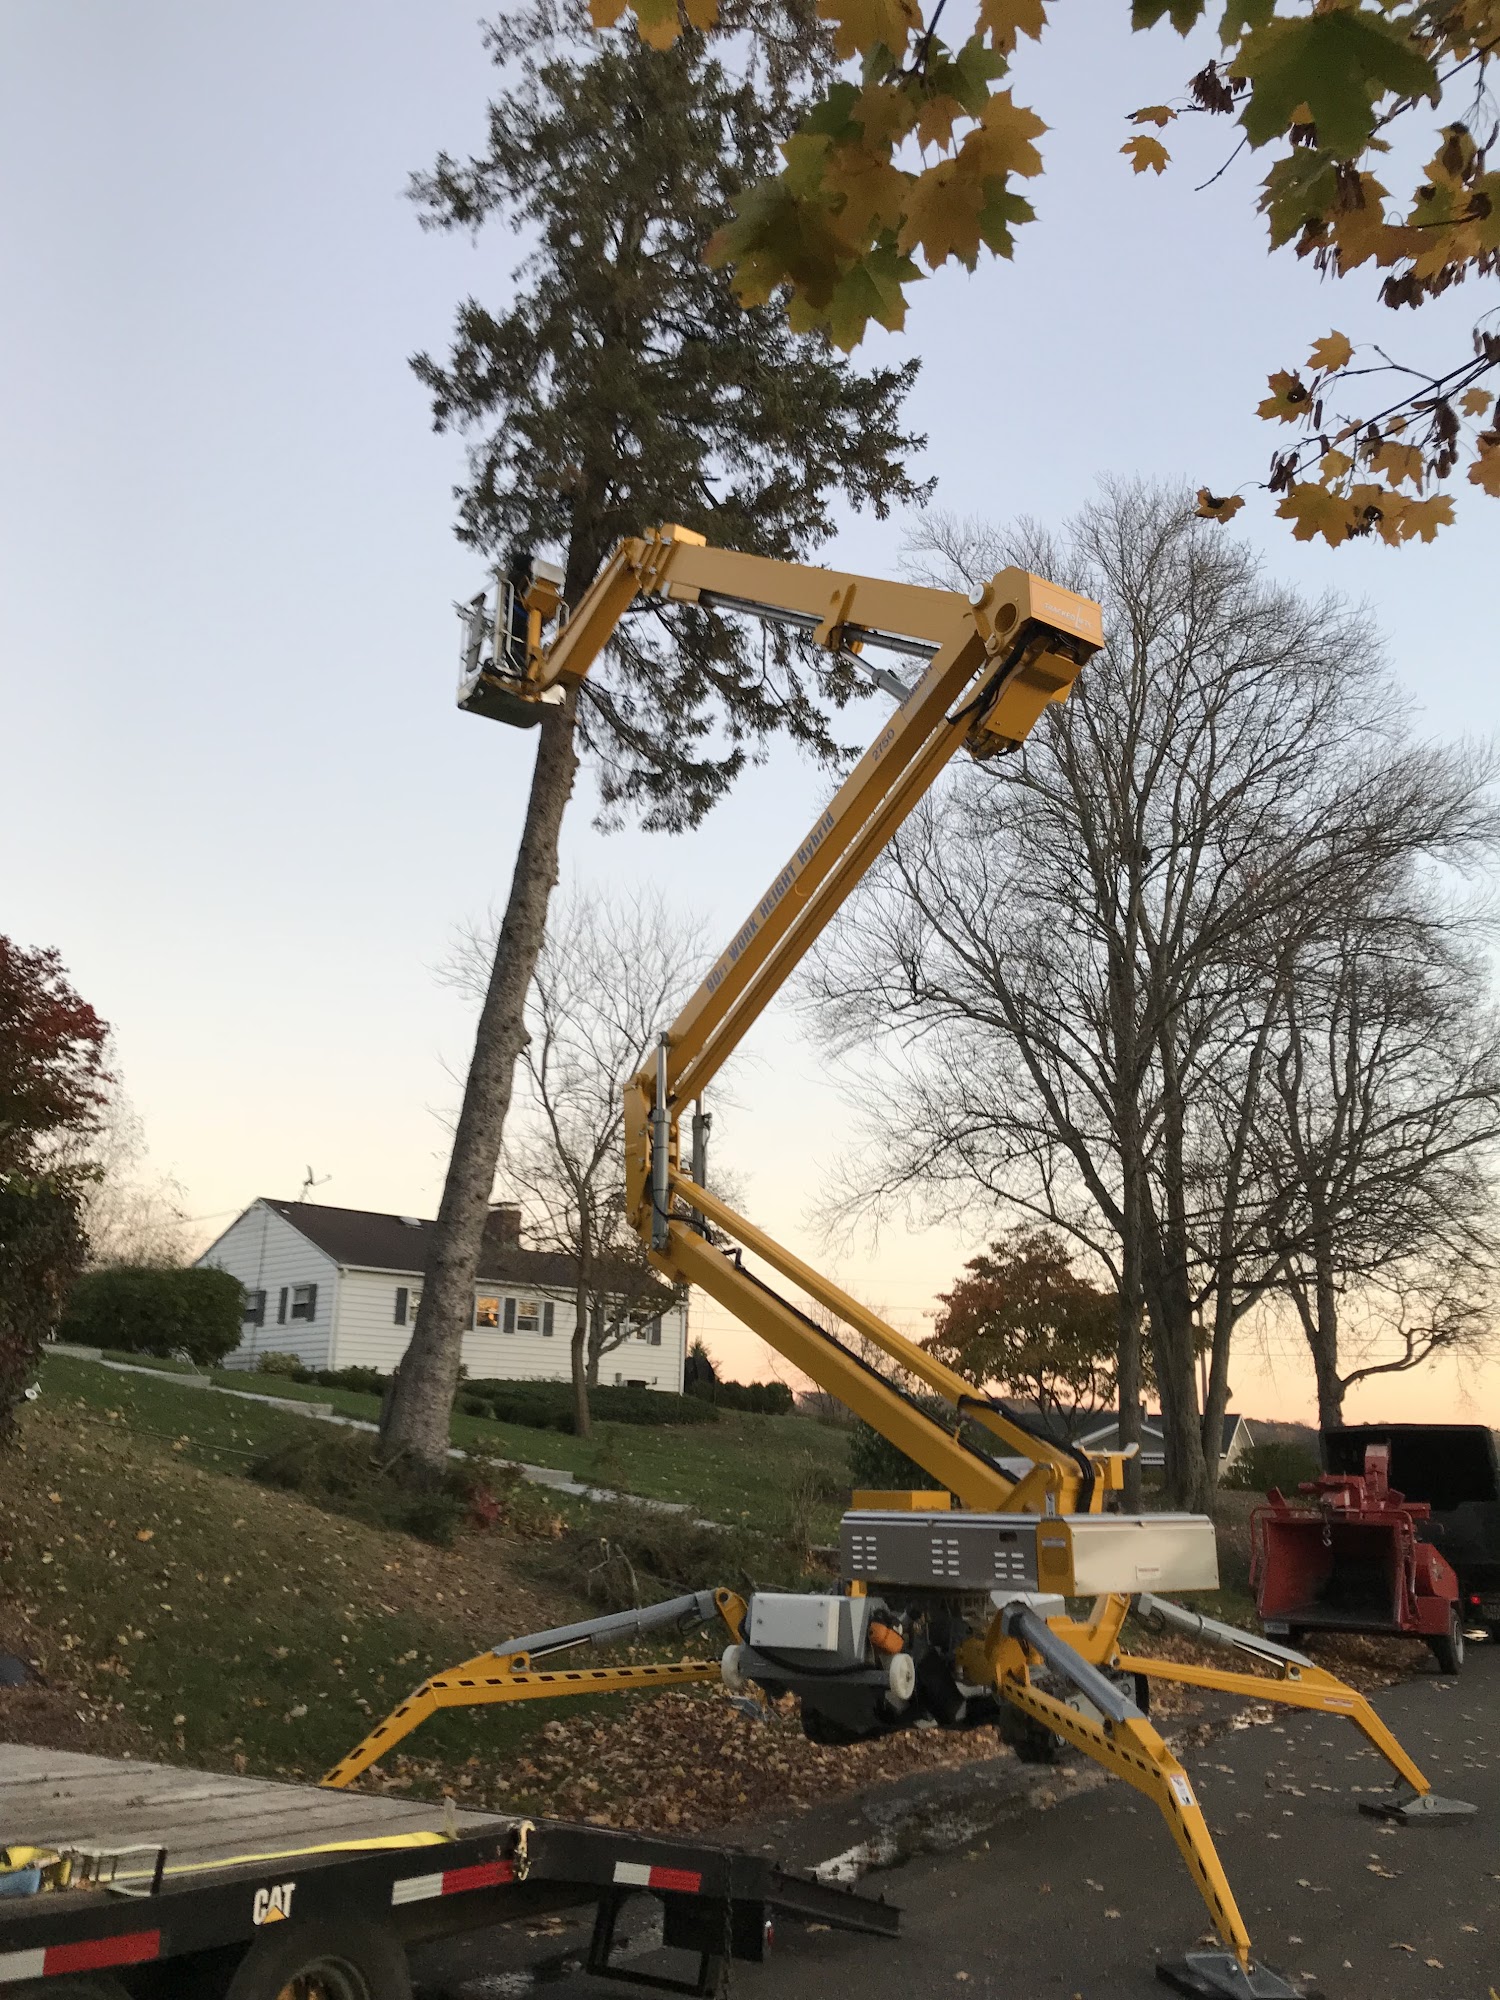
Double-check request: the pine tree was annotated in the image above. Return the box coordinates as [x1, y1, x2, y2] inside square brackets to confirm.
[382, 1, 927, 1462]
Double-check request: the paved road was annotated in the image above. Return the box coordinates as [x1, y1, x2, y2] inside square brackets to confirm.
[417, 1643, 1499, 2000]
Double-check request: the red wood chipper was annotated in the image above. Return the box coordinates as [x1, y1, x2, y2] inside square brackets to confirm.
[1252, 1443, 1466, 1671]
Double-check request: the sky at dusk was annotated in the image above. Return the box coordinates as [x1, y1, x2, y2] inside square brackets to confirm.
[4, 0, 1498, 1427]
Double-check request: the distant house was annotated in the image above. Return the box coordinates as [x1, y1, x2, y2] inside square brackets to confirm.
[196, 1199, 687, 1391]
[1073, 1409, 1253, 1473]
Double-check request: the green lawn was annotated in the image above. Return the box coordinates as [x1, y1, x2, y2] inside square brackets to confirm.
[40, 1354, 853, 1534]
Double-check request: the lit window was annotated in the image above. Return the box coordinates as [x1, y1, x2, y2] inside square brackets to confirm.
[516, 1298, 541, 1332]
[475, 1295, 500, 1329]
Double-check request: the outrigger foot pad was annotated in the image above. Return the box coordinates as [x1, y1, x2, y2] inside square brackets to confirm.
[1157, 1951, 1315, 1999]
[1359, 1785, 1477, 1823]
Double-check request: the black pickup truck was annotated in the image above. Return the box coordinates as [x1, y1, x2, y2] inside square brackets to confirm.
[1323, 1422, 1500, 1634]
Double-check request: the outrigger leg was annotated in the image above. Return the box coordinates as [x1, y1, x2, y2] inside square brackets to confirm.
[321, 1589, 744, 1790]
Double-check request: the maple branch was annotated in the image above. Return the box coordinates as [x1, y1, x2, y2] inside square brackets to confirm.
[1194, 135, 1248, 193]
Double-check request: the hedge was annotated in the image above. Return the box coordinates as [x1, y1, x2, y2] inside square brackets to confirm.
[60, 1265, 243, 1367]
[687, 1378, 794, 1415]
[459, 1378, 717, 1433]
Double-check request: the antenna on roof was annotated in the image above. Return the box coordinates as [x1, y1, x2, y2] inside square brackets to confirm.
[300, 1165, 331, 1202]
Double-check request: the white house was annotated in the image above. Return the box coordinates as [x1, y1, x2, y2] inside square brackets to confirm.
[197, 1198, 687, 1391]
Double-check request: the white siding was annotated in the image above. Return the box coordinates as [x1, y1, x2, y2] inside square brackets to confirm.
[324, 1265, 687, 1391]
[197, 1202, 338, 1371]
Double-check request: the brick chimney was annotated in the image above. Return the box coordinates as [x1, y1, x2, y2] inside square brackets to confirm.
[489, 1201, 522, 1247]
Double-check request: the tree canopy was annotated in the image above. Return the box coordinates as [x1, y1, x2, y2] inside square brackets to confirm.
[595, 0, 1500, 546]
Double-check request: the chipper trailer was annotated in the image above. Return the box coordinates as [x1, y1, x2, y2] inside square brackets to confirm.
[324, 527, 1476, 2000]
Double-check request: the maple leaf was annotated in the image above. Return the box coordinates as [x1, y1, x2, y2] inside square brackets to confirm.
[963, 90, 1047, 180]
[977, 180, 1035, 257]
[978, 0, 1047, 54]
[1469, 441, 1500, 497]
[1131, 0, 1207, 30]
[1236, 11, 1438, 158]
[1130, 105, 1177, 128]
[1275, 481, 1357, 545]
[1195, 489, 1245, 522]
[1460, 387, 1495, 419]
[823, 147, 913, 241]
[1367, 439, 1423, 487]
[1306, 330, 1353, 373]
[1122, 135, 1171, 175]
[1318, 447, 1354, 480]
[817, 241, 920, 349]
[818, 0, 921, 63]
[631, 0, 691, 50]
[588, 0, 632, 21]
[1256, 369, 1309, 422]
[899, 161, 985, 269]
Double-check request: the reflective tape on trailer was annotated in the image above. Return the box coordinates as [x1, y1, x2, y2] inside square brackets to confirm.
[612, 1861, 703, 1894]
[0, 1929, 160, 1982]
[391, 1858, 513, 1906]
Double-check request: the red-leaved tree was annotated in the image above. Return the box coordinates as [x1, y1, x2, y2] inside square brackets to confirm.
[928, 1229, 1123, 1439]
[0, 938, 110, 1441]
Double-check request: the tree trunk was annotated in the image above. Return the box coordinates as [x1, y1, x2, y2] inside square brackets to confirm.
[1117, 1153, 1145, 1512]
[571, 1285, 592, 1440]
[1305, 1239, 1344, 1431]
[381, 692, 581, 1466]
[1143, 1238, 1211, 1512]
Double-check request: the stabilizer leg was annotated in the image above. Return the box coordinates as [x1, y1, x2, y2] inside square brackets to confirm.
[996, 1605, 1303, 1995]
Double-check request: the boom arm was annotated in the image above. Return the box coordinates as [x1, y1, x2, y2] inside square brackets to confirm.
[463, 525, 1113, 1510]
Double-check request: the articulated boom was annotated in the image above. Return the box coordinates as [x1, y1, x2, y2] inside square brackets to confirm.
[333, 529, 1475, 2000]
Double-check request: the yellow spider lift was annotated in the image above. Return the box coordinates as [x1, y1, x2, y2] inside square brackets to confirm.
[328, 528, 1473, 1999]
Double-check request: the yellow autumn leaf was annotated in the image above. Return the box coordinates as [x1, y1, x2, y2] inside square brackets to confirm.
[1306, 329, 1353, 373]
[822, 147, 913, 241]
[898, 160, 985, 268]
[1122, 135, 1170, 175]
[588, 0, 632, 22]
[136, 1528, 155, 1543]
[1319, 447, 1353, 480]
[1275, 482, 1357, 546]
[1367, 439, 1424, 487]
[1195, 489, 1245, 523]
[817, 0, 922, 62]
[1469, 441, 1500, 497]
[1256, 369, 1309, 423]
[978, 0, 1046, 54]
[1130, 105, 1177, 128]
[630, 0, 689, 48]
[916, 93, 973, 150]
[963, 90, 1047, 180]
[1460, 386, 1494, 417]
[1387, 493, 1453, 542]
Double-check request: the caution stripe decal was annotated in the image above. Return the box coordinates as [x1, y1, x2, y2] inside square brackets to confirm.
[612, 1861, 703, 1894]
[0, 1930, 162, 1982]
[391, 1858, 513, 1906]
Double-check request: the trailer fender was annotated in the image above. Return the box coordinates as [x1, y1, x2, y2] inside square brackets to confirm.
[221, 1919, 410, 2000]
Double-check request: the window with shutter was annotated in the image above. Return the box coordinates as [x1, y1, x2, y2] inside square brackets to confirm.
[542, 1301, 555, 1337]
[394, 1286, 409, 1326]
[474, 1295, 500, 1328]
[290, 1283, 317, 1322]
[242, 1289, 266, 1327]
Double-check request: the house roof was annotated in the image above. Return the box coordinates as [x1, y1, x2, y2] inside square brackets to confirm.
[1076, 1410, 1249, 1454]
[261, 1199, 671, 1304]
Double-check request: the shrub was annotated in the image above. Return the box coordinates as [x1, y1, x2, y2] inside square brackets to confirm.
[1220, 1440, 1321, 1494]
[462, 1378, 717, 1433]
[687, 1378, 794, 1415]
[524, 1499, 818, 1613]
[246, 1429, 536, 1546]
[256, 1351, 303, 1377]
[1, 1173, 86, 1445]
[60, 1265, 243, 1367]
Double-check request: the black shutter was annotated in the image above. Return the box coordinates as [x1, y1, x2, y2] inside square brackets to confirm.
[394, 1286, 408, 1326]
[254, 1290, 266, 1327]
[542, 1301, 555, 1337]
[503, 1297, 516, 1333]
[278, 1287, 288, 1325]
[305, 1284, 318, 1321]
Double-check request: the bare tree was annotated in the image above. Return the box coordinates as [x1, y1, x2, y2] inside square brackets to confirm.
[807, 483, 1495, 1510]
[1258, 886, 1500, 1427]
[445, 885, 705, 1435]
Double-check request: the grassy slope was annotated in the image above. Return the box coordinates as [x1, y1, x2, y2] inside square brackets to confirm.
[69, 1354, 853, 1533]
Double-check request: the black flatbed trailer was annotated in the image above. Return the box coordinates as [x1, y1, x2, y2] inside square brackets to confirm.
[0, 1746, 896, 1999]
